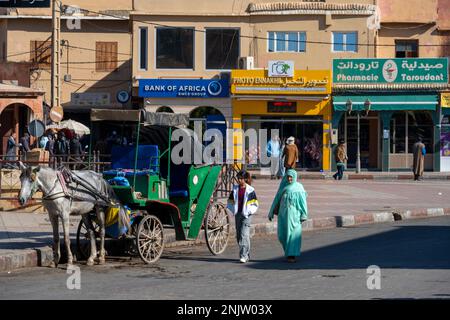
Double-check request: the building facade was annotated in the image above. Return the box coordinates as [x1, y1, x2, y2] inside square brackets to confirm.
[132, 0, 378, 171]
[0, 0, 133, 146]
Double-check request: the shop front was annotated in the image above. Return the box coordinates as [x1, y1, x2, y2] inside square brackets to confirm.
[231, 67, 332, 171]
[440, 92, 450, 172]
[332, 58, 448, 172]
[138, 78, 231, 131]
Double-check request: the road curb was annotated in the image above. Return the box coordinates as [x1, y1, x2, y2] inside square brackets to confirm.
[1, 207, 450, 273]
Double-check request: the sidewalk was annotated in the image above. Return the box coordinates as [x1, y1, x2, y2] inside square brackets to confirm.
[2, 179, 450, 272]
[249, 169, 450, 180]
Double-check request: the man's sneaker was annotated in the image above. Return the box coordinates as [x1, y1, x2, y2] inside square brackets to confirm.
[240, 257, 248, 263]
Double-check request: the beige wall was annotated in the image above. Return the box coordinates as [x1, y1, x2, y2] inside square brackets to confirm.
[134, 0, 376, 15]
[378, 0, 438, 23]
[13, 0, 132, 16]
[377, 0, 449, 58]
[132, 7, 376, 82]
[6, 18, 131, 110]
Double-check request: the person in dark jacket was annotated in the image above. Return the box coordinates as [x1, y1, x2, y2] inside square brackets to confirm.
[70, 134, 84, 169]
[54, 131, 70, 165]
[19, 132, 31, 161]
[45, 133, 56, 166]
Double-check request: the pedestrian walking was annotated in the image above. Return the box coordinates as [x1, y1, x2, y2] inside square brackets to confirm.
[268, 169, 308, 263]
[227, 170, 259, 263]
[267, 134, 281, 179]
[412, 137, 426, 181]
[282, 136, 299, 170]
[333, 139, 348, 180]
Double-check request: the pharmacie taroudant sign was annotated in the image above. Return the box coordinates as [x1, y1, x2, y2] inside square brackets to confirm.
[333, 58, 448, 84]
[138, 79, 229, 98]
[231, 70, 331, 95]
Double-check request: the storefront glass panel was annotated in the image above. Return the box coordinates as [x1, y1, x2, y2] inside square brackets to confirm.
[242, 116, 323, 171]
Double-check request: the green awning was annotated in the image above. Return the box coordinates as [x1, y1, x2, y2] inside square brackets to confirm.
[333, 94, 438, 111]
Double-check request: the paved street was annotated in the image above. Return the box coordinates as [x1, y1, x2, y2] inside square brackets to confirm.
[1, 216, 449, 300]
[252, 179, 450, 217]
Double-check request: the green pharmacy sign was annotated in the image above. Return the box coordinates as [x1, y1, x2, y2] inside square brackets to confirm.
[333, 58, 448, 84]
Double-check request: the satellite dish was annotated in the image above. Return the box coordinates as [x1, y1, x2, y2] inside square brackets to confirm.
[28, 119, 46, 138]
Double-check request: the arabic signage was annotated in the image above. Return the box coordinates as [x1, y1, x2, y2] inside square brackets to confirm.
[442, 93, 450, 108]
[333, 58, 448, 84]
[268, 60, 294, 77]
[71, 92, 111, 107]
[0, 0, 50, 7]
[231, 70, 331, 95]
[138, 79, 229, 98]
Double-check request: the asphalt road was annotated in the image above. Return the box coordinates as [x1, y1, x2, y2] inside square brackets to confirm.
[1, 216, 449, 300]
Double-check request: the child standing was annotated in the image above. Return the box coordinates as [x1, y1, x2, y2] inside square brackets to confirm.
[227, 170, 259, 263]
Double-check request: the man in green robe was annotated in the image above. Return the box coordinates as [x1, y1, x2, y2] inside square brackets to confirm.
[268, 169, 308, 263]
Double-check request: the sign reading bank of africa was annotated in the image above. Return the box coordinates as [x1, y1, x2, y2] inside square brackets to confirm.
[333, 58, 448, 84]
[138, 79, 229, 98]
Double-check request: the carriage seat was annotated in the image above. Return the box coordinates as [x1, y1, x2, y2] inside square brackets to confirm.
[110, 145, 160, 173]
[169, 190, 189, 198]
[104, 169, 158, 177]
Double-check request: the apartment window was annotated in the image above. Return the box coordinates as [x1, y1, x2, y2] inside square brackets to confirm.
[156, 27, 194, 69]
[332, 32, 358, 52]
[268, 32, 306, 52]
[96, 42, 118, 72]
[30, 40, 51, 67]
[395, 40, 418, 58]
[139, 27, 148, 70]
[205, 28, 239, 69]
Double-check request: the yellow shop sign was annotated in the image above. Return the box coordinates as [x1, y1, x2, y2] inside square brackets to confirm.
[442, 93, 450, 108]
[231, 70, 332, 95]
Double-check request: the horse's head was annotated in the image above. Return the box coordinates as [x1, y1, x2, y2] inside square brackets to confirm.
[18, 162, 41, 206]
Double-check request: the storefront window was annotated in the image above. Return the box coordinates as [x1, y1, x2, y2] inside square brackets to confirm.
[407, 111, 433, 154]
[390, 112, 406, 153]
[390, 111, 433, 154]
[242, 116, 323, 170]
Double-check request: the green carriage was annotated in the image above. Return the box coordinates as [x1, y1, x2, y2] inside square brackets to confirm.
[76, 109, 230, 263]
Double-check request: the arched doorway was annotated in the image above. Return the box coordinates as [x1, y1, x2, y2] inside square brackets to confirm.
[0, 103, 34, 155]
[156, 106, 174, 113]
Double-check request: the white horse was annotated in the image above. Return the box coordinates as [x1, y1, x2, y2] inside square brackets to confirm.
[18, 163, 117, 267]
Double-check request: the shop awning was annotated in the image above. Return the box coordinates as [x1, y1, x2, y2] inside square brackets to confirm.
[333, 95, 438, 111]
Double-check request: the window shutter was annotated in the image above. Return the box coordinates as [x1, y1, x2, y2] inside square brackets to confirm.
[96, 42, 118, 72]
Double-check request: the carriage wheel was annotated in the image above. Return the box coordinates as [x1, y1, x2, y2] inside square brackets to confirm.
[76, 216, 100, 260]
[205, 201, 230, 255]
[136, 214, 164, 264]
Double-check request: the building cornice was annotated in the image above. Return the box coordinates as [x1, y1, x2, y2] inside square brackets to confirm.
[247, 2, 377, 16]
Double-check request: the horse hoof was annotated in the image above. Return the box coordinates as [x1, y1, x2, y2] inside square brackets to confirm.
[98, 258, 106, 265]
[86, 259, 95, 266]
[49, 262, 57, 268]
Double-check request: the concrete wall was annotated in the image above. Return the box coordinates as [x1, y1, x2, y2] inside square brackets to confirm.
[13, 0, 133, 16]
[6, 18, 131, 110]
[132, 1, 376, 82]
[134, 0, 376, 15]
[0, 62, 32, 87]
[437, 0, 450, 30]
[378, 0, 438, 23]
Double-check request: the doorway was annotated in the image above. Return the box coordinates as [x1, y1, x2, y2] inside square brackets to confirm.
[344, 114, 379, 169]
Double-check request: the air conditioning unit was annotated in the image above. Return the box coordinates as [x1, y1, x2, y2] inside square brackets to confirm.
[238, 56, 254, 70]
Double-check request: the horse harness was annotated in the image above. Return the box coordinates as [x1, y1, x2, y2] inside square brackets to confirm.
[42, 167, 114, 207]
